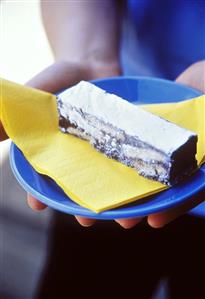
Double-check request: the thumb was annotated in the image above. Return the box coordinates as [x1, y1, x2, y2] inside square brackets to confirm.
[176, 60, 205, 93]
[26, 60, 90, 93]
[1, 61, 87, 141]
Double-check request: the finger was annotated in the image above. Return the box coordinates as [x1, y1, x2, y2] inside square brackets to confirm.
[176, 60, 205, 93]
[115, 217, 144, 229]
[0, 121, 8, 141]
[27, 193, 47, 211]
[75, 216, 96, 227]
[148, 190, 205, 228]
[26, 60, 90, 93]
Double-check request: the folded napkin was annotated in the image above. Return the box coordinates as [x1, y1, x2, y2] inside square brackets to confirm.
[1, 79, 205, 212]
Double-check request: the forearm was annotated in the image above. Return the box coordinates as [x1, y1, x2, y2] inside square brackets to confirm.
[41, 0, 121, 76]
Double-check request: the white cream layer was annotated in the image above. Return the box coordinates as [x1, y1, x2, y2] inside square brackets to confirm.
[59, 81, 196, 156]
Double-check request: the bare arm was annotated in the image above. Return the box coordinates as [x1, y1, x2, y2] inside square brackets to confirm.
[25, 1, 122, 225]
[41, 0, 122, 77]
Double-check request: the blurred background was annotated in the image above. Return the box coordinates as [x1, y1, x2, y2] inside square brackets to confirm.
[1, 1, 205, 298]
[0, 1, 53, 298]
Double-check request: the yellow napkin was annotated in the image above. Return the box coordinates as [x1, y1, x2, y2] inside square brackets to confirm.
[1, 79, 205, 212]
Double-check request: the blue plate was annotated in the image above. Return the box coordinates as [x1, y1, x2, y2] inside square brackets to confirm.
[189, 202, 205, 218]
[10, 76, 205, 219]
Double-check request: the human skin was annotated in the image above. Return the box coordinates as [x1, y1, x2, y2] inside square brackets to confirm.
[26, 60, 205, 228]
[1, 60, 204, 228]
[34, 1, 205, 228]
[40, 0, 121, 78]
[1, 0, 204, 228]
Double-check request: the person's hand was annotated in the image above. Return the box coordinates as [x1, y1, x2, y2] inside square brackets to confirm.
[23, 61, 144, 228]
[18, 60, 121, 227]
[2, 60, 204, 229]
[176, 60, 205, 93]
[47, 60, 205, 229]
[1, 60, 124, 227]
[115, 60, 205, 229]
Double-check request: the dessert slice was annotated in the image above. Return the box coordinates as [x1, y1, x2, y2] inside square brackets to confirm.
[57, 81, 198, 185]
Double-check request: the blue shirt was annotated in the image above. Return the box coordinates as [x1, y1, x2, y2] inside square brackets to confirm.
[121, 0, 205, 79]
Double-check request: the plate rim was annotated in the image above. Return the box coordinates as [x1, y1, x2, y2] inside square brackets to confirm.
[9, 76, 205, 219]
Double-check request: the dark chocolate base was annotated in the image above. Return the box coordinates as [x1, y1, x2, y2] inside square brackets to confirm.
[57, 99, 198, 186]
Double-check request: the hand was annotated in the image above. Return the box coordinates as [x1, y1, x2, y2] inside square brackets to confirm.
[116, 60, 205, 229]
[176, 60, 205, 93]
[62, 60, 205, 229]
[2, 60, 204, 229]
[18, 60, 122, 227]
[24, 62, 143, 228]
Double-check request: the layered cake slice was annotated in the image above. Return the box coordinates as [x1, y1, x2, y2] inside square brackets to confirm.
[57, 81, 198, 185]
